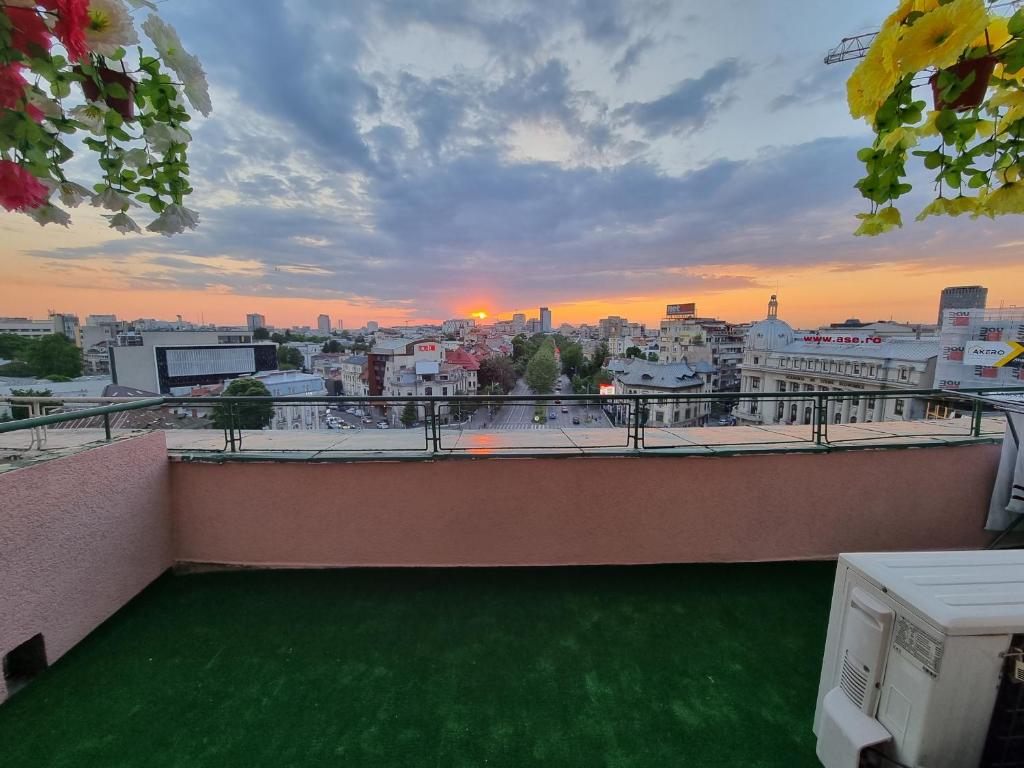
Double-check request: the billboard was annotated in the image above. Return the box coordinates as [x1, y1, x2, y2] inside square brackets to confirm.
[666, 302, 696, 318]
[599, 384, 616, 396]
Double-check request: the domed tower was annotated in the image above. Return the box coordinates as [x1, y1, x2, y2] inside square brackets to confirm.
[746, 295, 794, 352]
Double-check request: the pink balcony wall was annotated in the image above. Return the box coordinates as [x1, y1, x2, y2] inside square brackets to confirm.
[0, 432, 172, 702]
[170, 444, 999, 568]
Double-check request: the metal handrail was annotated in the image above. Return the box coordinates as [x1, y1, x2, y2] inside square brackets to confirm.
[1, 387, 1019, 454]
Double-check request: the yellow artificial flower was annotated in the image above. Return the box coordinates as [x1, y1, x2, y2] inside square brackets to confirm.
[989, 89, 1024, 123]
[915, 196, 978, 220]
[895, 0, 990, 73]
[982, 183, 1024, 215]
[972, 16, 1011, 52]
[883, 0, 941, 31]
[848, 23, 901, 121]
[916, 110, 941, 136]
[879, 126, 919, 152]
[854, 206, 903, 236]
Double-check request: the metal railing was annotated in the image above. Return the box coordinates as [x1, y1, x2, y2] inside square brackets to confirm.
[0, 386, 1020, 457]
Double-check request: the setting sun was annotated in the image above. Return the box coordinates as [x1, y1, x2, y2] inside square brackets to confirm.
[471, 311, 488, 320]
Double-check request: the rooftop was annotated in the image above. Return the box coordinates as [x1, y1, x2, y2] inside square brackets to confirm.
[0, 562, 833, 767]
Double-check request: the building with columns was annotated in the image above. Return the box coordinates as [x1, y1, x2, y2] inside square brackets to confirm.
[734, 296, 938, 427]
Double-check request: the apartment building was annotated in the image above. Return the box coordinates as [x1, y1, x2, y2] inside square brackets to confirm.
[608, 357, 713, 427]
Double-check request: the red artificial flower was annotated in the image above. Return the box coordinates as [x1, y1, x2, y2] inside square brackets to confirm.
[3, 6, 52, 57]
[0, 63, 28, 111]
[0, 161, 50, 212]
[40, 0, 90, 63]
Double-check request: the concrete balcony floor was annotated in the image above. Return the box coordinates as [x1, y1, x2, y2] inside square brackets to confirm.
[0, 562, 834, 768]
[0, 415, 1005, 471]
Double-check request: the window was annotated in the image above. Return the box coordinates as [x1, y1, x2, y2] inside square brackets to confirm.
[750, 401, 758, 414]
[868, 396, 876, 409]
[685, 407, 691, 419]
[804, 384, 814, 392]
[790, 403, 797, 422]
[853, 364, 860, 375]
[753, 356, 759, 365]
[834, 412, 842, 424]
[803, 406, 812, 424]
[674, 410, 680, 422]
[776, 402, 785, 420]
[442, 387, 448, 395]
[894, 399, 904, 415]
[850, 415, 858, 423]
[898, 368, 909, 381]
[751, 377, 760, 390]
[869, 365, 876, 377]
[655, 411, 664, 423]
[777, 381, 786, 392]
[852, 395, 860, 405]
[424, 386, 432, 395]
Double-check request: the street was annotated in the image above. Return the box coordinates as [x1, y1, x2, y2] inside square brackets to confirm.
[481, 376, 614, 430]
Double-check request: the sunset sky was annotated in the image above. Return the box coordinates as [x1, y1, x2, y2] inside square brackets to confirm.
[2, 0, 1023, 329]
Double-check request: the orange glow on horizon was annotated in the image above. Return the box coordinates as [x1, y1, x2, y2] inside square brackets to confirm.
[471, 311, 488, 320]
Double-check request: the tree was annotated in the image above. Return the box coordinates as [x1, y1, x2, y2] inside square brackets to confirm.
[478, 355, 517, 393]
[525, 342, 559, 393]
[322, 340, 343, 353]
[212, 378, 274, 430]
[270, 332, 287, 344]
[647, 352, 659, 362]
[0, 333, 30, 361]
[625, 346, 643, 358]
[253, 327, 270, 340]
[0, 361, 34, 377]
[24, 334, 81, 378]
[9, 388, 52, 420]
[277, 346, 304, 370]
[587, 342, 609, 376]
[511, 334, 529, 362]
[559, 342, 584, 376]
[400, 401, 418, 428]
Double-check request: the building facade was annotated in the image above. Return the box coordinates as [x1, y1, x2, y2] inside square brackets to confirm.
[608, 358, 713, 427]
[249, 370, 328, 430]
[734, 296, 938, 426]
[937, 285, 987, 325]
[540, 307, 552, 333]
[317, 314, 331, 334]
[246, 313, 266, 331]
[109, 330, 276, 394]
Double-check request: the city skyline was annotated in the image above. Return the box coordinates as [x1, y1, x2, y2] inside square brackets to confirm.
[2, 1, 1023, 329]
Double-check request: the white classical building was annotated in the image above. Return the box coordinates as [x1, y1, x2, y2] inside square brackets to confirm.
[734, 296, 938, 426]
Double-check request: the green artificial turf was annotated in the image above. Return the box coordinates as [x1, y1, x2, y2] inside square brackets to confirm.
[0, 562, 835, 767]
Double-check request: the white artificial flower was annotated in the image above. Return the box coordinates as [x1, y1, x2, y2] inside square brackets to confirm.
[91, 186, 133, 211]
[141, 14, 212, 116]
[69, 101, 109, 135]
[146, 203, 199, 236]
[143, 122, 191, 153]
[104, 212, 142, 234]
[122, 147, 151, 168]
[85, 0, 140, 57]
[26, 90, 62, 120]
[56, 181, 92, 208]
[24, 204, 71, 227]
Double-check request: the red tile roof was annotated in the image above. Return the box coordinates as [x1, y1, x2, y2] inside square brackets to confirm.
[445, 348, 481, 370]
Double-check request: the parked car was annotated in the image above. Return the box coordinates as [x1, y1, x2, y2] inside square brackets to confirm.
[554, 399, 562, 404]
[377, 422, 389, 429]
[340, 423, 355, 430]
[362, 417, 373, 424]
[561, 406, 568, 413]
[548, 411, 557, 419]
[572, 416, 580, 425]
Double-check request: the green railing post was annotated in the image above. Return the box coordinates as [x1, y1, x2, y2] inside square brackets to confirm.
[814, 393, 826, 445]
[972, 398, 983, 437]
[427, 401, 440, 453]
[103, 412, 111, 441]
[227, 401, 237, 453]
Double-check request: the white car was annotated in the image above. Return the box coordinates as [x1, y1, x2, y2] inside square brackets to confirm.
[376, 422, 390, 429]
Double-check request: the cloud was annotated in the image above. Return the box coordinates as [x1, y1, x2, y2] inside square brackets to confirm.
[768, 63, 848, 112]
[615, 58, 746, 137]
[612, 35, 656, 82]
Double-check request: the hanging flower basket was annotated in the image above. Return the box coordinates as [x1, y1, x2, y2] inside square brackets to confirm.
[75, 66, 137, 121]
[929, 55, 996, 111]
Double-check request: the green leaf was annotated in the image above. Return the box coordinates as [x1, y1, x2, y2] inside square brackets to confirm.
[968, 173, 988, 188]
[104, 82, 129, 99]
[943, 169, 962, 187]
[923, 150, 943, 170]
[108, 47, 126, 62]
[1008, 9, 1024, 37]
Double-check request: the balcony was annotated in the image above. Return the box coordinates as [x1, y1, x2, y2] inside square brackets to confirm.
[0, 389, 1017, 765]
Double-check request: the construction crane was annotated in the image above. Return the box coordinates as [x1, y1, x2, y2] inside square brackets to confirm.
[824, 0, 1023, 65]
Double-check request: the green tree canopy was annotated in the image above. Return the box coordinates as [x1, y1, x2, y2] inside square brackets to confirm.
[24, 334, 82, 379]
[647, 352, 659, 362]
[277, 346, 305, 370]
[525, 341, 559, 393]
[559, 342, 584, 375]
[478, 355, 517, 393]
[253, 327, 270, 340]
[624, 346, 643, 358]
[211, 378, 274, 430]
[400, 401, 418, 428]
[322, 340, 343, 353]
[0, 333, 31, 361]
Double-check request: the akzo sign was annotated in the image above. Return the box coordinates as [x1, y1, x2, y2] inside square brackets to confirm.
[962, 340, 1024, 367]
[417, 344, 437, 352]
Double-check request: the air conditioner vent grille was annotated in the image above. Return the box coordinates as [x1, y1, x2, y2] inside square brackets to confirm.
[840, 653, 867, 709]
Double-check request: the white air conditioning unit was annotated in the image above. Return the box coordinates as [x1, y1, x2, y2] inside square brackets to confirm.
[813, 550, 1024, 768]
